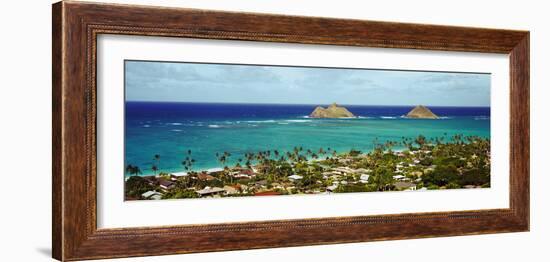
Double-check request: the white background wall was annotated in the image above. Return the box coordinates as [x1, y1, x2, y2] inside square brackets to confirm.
[0, 0, 546, 261]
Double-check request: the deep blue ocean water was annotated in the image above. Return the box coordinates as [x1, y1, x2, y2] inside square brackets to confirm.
[125, 102, 490, 175]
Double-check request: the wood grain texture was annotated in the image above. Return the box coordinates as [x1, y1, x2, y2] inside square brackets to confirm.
[52, 1, 530, 261]
[509, 35, 530, 227]
[52, 2, 63, 260]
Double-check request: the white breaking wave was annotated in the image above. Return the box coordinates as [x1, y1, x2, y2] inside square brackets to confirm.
[168, 122, 183, 126]
[285, 119, 312, 123]
[380, 116, 397, 119]
[474, 116, 490, 120]
[170, 129, 182, 132]
[245, 120, 276, 123]
[208, 125, 221, 128]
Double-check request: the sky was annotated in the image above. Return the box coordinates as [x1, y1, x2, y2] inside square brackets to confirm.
[125, 60, 491, 107]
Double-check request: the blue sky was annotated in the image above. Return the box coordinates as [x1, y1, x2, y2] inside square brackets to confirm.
[125, 60, 490, 107]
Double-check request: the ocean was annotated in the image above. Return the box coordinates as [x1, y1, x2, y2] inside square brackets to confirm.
[125, 102, 490, 176]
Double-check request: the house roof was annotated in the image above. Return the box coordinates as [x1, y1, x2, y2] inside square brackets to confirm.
[288, 174, 303, 180]
[332, 167, 353, 173]
[141, 190, 161, 198]
[254, 191, 281, 196]
[150, 194, 162, 200]
[223, 185, 239, 194]
[196, 187, 225, 195]
[394, 181, 416, 189]
[142, 176, 157, 182]
[255, 180, 268, 185]
[240, 169, 255, 175]
[197, 173, 216, 181]
[159, 179, 174, 187]
[206, 167, 224, 173]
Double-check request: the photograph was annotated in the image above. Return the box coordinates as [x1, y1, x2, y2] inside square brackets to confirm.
[124, 60, 491, 201]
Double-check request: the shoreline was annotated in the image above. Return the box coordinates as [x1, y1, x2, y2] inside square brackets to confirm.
[125, 146, 416, 177]
[124, 138, 485, 177]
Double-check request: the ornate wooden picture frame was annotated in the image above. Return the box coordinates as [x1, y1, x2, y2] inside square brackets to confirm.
[52, 1, 529, 261]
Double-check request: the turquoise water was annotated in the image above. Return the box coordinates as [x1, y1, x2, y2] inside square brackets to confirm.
[125, 102, 490, 175]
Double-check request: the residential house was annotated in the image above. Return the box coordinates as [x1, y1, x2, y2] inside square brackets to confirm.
[142, 176, 157, 186]
[206, 167, 224, 175]
[394, 181, 417, 191]
[197, 173, 216, 181]
[195, 187, 225, 197]
[393, 174, 406, 180]
[254, 191, 282, 196]
[288, 174, 303, 182]
[360, 174, 370, 183]
[141, 190, 162, 200]
[223, 185, 239, 195]
[254, 180, 268, 187]
[159, 179, 175, 191]
[326, 185, 338, 192]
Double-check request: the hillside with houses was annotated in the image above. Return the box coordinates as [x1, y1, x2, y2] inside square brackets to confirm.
[125, 134, 490, 200]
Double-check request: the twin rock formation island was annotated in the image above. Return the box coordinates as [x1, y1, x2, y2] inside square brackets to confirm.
[309, 103, 438, 119]
[309, 103, 356, 118]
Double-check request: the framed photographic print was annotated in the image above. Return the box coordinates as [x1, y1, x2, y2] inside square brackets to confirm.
[52, 1, 529, 261]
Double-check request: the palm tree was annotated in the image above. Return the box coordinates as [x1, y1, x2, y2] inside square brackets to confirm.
[151, 164, 158, 175]
[452, 134, 464, 144]
[217, 154, 227, 167]
[154, 154, 160, 167]
[125, 165, 142, 176]
[133, 166, 142, 176]
[415, 135, 426, 147]
[182, 150, 194, 171]
[125, 164, 134, 175]
[224, 166, 232, 183]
